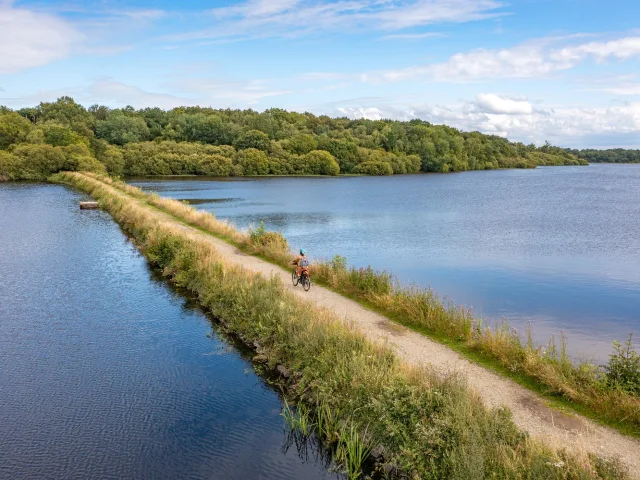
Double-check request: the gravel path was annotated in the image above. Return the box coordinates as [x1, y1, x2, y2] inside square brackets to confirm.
[95, 177, 640, 477]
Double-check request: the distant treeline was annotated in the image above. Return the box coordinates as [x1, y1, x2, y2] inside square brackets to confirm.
[1, 96, 586, 181]
[569, 148, 640, 164]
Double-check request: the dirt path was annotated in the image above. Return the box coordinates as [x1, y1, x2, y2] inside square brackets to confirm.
[96, 178, 640, 477]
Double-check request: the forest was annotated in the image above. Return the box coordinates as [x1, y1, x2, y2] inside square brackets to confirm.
[0, 96, 586, 181]
[570, 148, 640, 163]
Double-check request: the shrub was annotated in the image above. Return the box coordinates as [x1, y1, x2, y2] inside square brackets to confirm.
[233, 148, 270, 175]
[233, 129, 271, 151]
[302, 150, 340, 175]
[605, 334, 640, 395]
[354, 160, 393, 175]
[249, 221, 289, 252]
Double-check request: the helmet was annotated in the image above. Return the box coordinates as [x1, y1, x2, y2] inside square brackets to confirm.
[300, 248, 306, 255]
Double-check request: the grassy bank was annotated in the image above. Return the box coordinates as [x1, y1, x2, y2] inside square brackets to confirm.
[79, 172, 640, 437]
[54, 171, 625, 479]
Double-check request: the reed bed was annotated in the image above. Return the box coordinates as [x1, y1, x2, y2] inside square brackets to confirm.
[52, 171, 628, 479]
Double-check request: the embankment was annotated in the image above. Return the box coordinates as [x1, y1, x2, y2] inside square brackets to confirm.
[78, 172, 640, 440]
[53, 171, 634, 479]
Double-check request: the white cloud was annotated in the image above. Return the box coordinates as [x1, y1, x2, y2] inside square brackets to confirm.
[330, 98, 640, 147]
[214, 0, 300, 18]
[381, 32, 444, 40]
[169, 0, 505, 42]
[168, 78, 292, 106]
[604, 84, 640, 95]
[0, 2, 82, 73]
[363, 34, 640, 83]
[89, 80, 197, 109]
[476, 93, 533, 114]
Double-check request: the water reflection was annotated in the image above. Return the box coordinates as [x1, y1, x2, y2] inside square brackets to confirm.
[131, 165, 640, 361]
[0, 184, 337, 480]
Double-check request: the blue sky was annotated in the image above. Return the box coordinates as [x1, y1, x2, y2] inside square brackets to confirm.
[1, 0, 640, 148]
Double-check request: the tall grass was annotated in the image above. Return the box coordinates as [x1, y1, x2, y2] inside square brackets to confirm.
[78, 172, 640, 435]
[54, 171, 627, 479]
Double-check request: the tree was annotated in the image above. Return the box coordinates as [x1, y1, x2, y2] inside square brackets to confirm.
[354, 161, 393, 175]
[233, 148, 270, 175]
[284, 133, 318, 155]
[233, 129, 271, 151]
[0, 111, 32, 149]
[302, 150, 340, 175]
[96, 112, 150, 145]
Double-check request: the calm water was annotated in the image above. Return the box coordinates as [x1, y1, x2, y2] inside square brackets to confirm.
[131, 164, 640, 361]
[0, 184, 335, 480]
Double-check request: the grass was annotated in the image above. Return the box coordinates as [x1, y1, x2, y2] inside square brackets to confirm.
[74, 172, 640, 438]
[52, 171, 630, 479]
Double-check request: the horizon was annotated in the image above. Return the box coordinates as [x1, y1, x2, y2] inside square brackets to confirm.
[1, 0, 640, 149]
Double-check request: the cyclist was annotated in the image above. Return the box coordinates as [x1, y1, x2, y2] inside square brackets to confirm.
[292, 248, 310, 277]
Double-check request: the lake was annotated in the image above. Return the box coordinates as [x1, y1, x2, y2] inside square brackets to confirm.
[0, 184, 335, 479]
[130, 164, 640, 362]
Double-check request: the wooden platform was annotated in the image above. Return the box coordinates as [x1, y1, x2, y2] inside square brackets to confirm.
[79, 201, 99, 210]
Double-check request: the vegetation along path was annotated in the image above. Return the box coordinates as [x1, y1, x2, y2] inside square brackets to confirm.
[71, 173, 640, 477]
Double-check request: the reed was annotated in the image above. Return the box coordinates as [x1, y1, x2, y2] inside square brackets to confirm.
[52, 171, 629, 478]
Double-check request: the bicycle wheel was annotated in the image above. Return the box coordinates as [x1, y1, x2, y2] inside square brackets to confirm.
[292, 269, 299, 286]
[303, 274, 311, 291]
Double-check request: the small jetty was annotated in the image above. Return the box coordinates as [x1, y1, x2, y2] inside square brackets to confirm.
[79, 201, 99, 210]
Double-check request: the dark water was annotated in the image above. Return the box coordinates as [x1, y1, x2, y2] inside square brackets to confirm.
[130, 164, 640, 361]
[0, 184, 335, 480]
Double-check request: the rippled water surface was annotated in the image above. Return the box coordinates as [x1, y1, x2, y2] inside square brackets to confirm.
[0, 184, 334, 480]
[131, 164, 640, 360]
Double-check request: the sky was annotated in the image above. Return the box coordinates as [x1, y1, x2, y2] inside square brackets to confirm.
[1, 0, 640, 148]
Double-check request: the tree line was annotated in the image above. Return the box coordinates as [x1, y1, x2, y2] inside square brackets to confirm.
[0, 96, 586, 181]
[569, 148, 640, 163]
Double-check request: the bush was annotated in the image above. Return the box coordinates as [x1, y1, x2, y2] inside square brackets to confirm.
[354, 160, 393, 175]
[233, 148, 270, 175]
[249, 221, 289, 252]
[302, 150, 340, 175]
[233, 129, 271, 151]
[605, 334, 640, 395]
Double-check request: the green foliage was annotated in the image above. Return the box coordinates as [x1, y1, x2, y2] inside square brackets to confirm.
[91, 138, 125, 176]
[571, 148, 640, 164]
[233, 148, 270, 175]
[354, 160, 393, 175]
[9, 144, 70, 179]
[233, 129, 271, 151]
[605, 334, 640, 395]
[284, 133, 318, 155]
[301, 150, 340, 175]
[96, 112, 150, 145]
[0, 111, 32, 149]
[0, 96, 589, 179]
[249, 221, 289, 251]
[41, 123, 86, 147]
[123, 141, 234, 176]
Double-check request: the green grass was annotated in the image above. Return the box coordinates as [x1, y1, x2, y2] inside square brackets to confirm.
[52, 171, 629, 479]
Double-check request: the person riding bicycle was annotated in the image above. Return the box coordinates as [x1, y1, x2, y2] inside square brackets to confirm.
[292, 248, 310, 277]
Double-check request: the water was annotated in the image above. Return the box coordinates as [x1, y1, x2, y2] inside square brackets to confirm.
[130, 164, 640, 362]
[0, 184, 335, 480]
